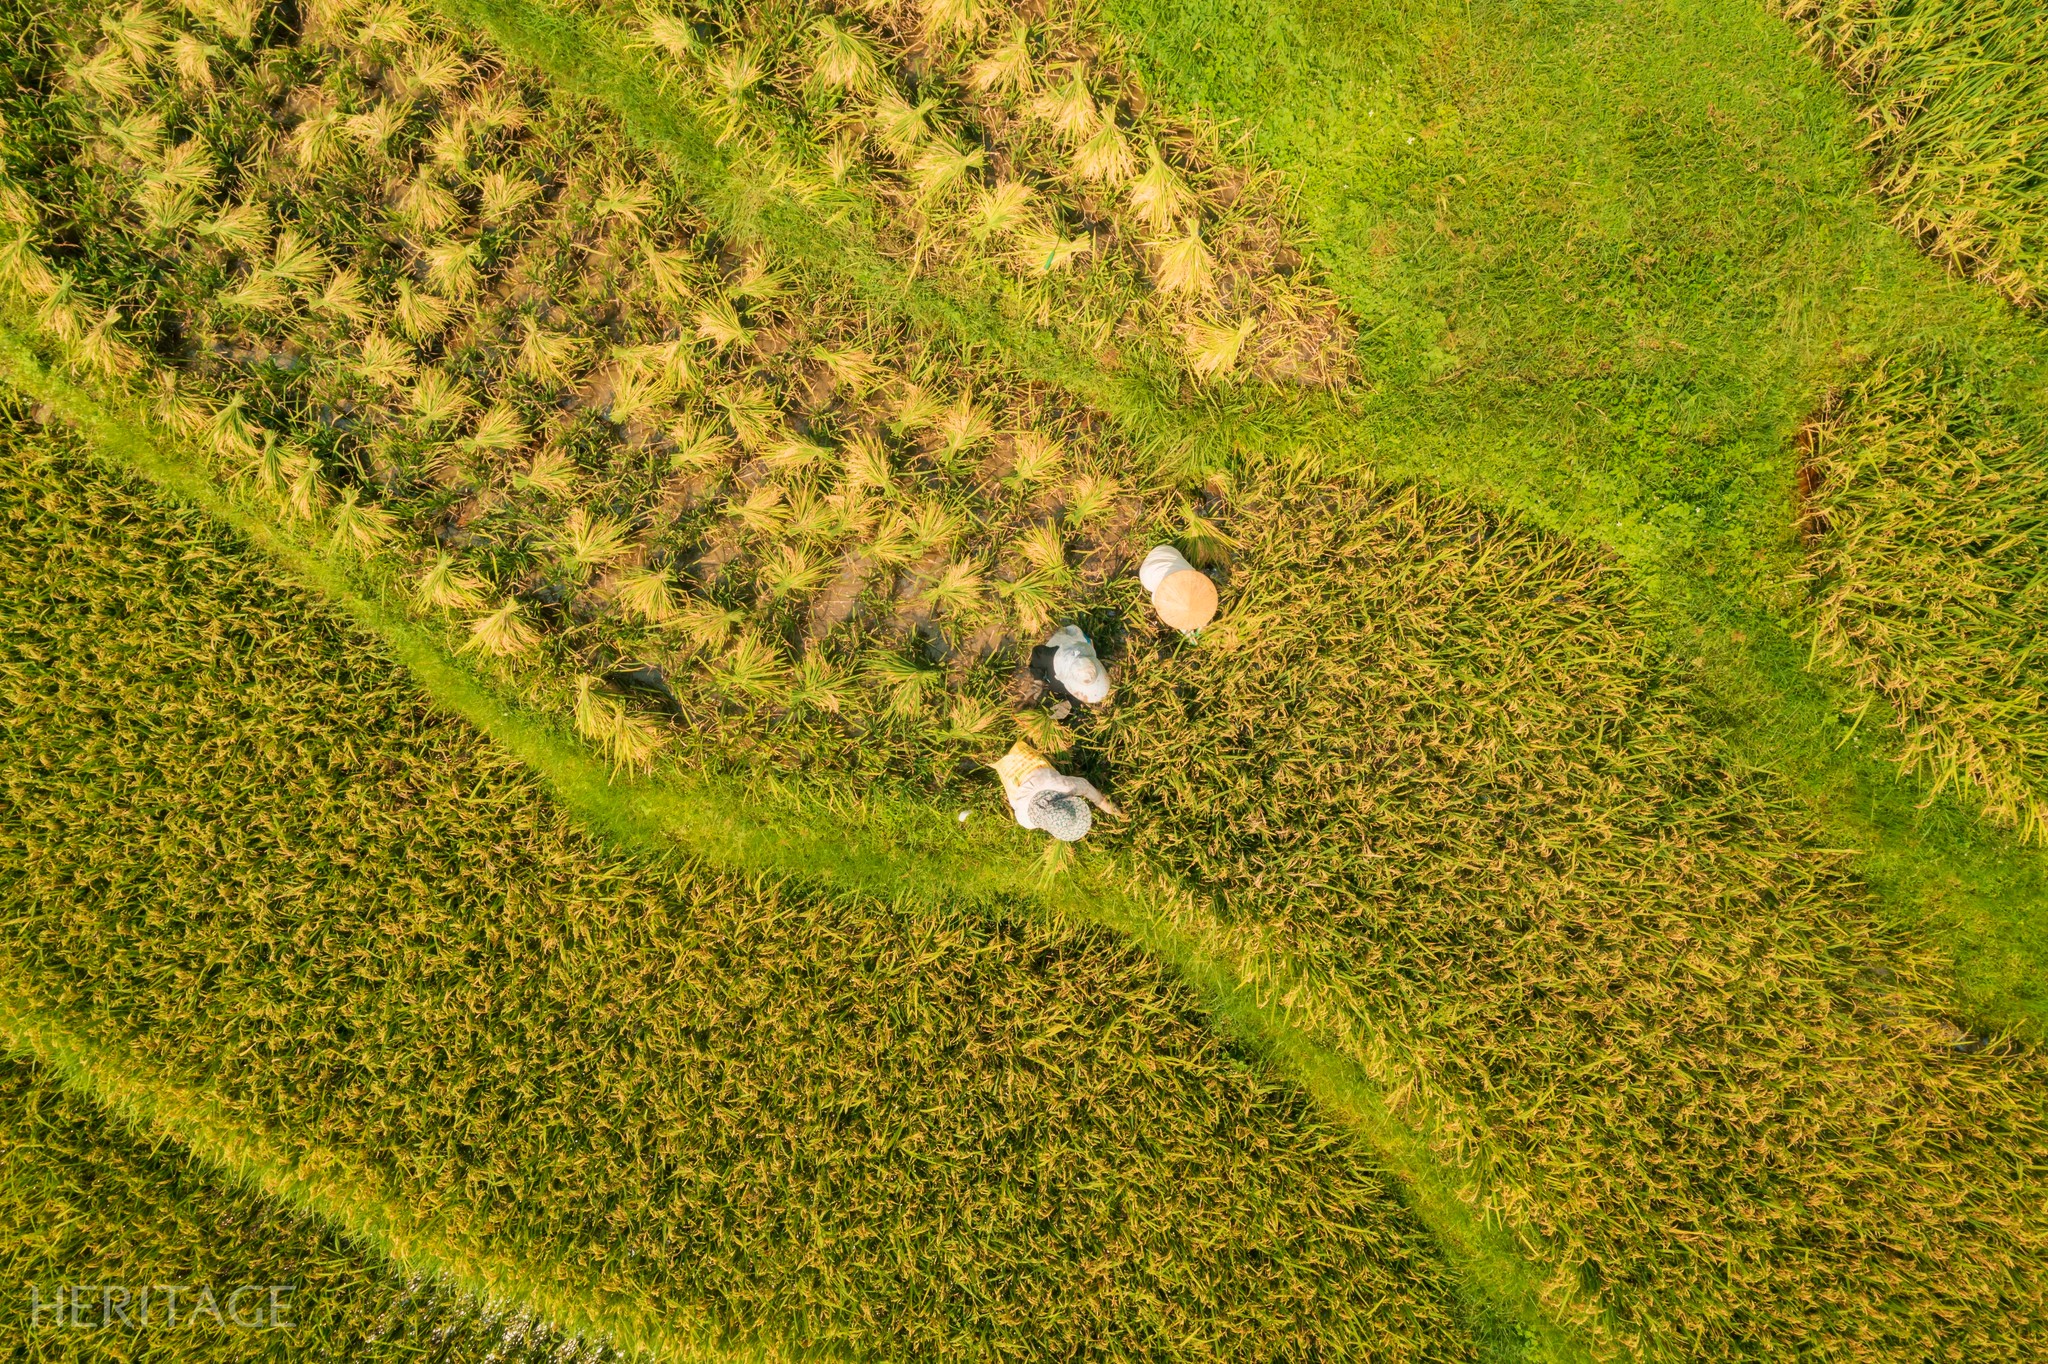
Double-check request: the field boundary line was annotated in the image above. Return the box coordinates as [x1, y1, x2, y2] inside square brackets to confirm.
[0, 992, 775, 1364]
[1, 327, 1604, 1363]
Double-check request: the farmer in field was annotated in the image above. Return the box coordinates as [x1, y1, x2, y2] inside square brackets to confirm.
[996, 741, 1119, 842]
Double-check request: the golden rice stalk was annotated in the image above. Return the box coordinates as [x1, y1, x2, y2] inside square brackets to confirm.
[968, 180, 1034, 241]
[705, 46, 764, 101]
[919, 0, 986, 44]
[461, 403, 527, 456]
[611, 566, 679, 623]
[813, 345, 883, 394]
[462, 599, 539, 657]
[892, 381, 946, 432]
[220, 269, 291, 315]
[730, 483, 786, 537]
[196, 201, 269, 256]
[676, 598, 742, 650]
[1029, 67, 1097, 141]
[409, 367, 475, 428]
[693, 296, 753, 351]
[393, 175, 462, 233]
[809, 16, 880, 94]
[393, 282, 454, 341]
[355, 329, 416, 389]
[100, 5, 164, 64]
[353, 0, 419, 48]
[313, 266, 371, 324]
[911, 141, 986, 202]
[630, 7, 703, 61]
[968, 22, 1034, 95]
[208, 0, 262, 44]
[870, 90, 938, 159]
[668, 415, 736, 472]
[760, 543, 826, 598]
[396, 43, 470, 98]
[791, 655, 855, 716]
[246, 432, 295, 499]
[515, 318, 584, 385]
[414, 552, 487, 612]
[865, 508, 920, 565]
[718, 631, 790, 702]
[462, 83, 529, 134]
[0, 231, 55, 298]
[479, 170, 541, 224]
[996, 569, 1059, 634]
[170, 33, 216, 90]
[1126, 142, 1189, 234]
[423, 238, 484, 298]
[1011, 518, 1066, 573]
[841, 429, 893, 493]
[642, 246, 700, 304]
[347, 100, 411, 156]
[945, 694, 1001, 740]
[73, 309, 141, 378]
[1063, 471, 1118, 523]
[268, 229, 329, 291]
[822, 132, 864, 185]
[1073, 119, 1136, 184]
[328, 486, 397, 555]
[426, 114, 473, 170]
[513, 447, 578, 499]
[864, 648, 939, 718]
[716, 384, 782, 449]
[935, 392, 995, 459]
[1152, 222, 1215, 295]
[910, 498, 964, 554]
[205, 394, 263, 463]
[765, 434, 832, 474]
[69, 46, 138, 103]
[731, 244, 786, 300]
[1014, 223, 1092, 275]
[921, 558, 986, 615]
[152, 137, 216, 195]
[574, 676, 668, 775]
[285, 455, 325, 523]
[553, 507, 634, 575]
[1005, 430, 1064, 486]
[591, 178, 656, 229]
[606, 366, 672, 427]
[135, 182, 200, 236]
[106, 111, 166, 162]
[614, 338, 698, 393]
[1182, 315, 1255, 380]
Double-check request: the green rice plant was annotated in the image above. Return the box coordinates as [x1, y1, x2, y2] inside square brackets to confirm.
[1773, 0, 2048, 307]
[0, 1058, 619, 1363]
[0, 427, 1479, 1364]
[1795, 354, 2048, 841]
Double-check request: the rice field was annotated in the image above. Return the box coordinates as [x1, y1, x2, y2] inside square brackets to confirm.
[5, 0, 2048, 1359]
[0, 1055, 619, 1362]
[0, 410, 1486, 1362]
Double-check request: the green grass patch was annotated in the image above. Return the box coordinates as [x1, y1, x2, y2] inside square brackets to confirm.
[0, 406, 1489, 1362]
[0, 1055, 621, 1361]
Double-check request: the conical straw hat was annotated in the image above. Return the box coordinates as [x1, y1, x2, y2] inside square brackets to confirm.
[1152, 568, 1217, 632]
